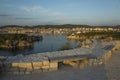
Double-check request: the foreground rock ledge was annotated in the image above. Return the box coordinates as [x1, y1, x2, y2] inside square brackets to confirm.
[1, 40, 120, 74]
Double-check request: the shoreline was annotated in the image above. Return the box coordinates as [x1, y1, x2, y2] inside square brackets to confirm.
[0, 40, 119, 75]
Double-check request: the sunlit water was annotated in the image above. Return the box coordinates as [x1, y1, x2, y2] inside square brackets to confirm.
[0, 34, 79, 56]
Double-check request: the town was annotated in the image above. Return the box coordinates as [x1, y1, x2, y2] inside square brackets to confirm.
[0, 25, 120, 35]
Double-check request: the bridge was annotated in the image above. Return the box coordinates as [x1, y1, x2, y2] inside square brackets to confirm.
[0, 40, 120, 74]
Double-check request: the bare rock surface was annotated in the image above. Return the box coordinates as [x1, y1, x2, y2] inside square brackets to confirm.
[0, 50, 120, 80]
[5, 40, 109, 63]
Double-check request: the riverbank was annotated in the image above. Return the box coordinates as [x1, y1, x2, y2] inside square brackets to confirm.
[0, 50, 119, 80]
[0, 34, 42, 49]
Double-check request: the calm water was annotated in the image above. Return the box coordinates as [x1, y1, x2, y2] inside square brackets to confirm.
[0, 34, 79, 56]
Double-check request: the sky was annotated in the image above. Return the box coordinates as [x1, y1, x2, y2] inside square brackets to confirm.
[0, 0, 120, 26]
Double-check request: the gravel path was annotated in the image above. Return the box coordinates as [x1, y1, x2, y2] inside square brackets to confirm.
[0, 50, 120, 80]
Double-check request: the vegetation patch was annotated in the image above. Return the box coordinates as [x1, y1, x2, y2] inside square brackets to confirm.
[0, 34, 42, 49]
[68, 32, 120, 40]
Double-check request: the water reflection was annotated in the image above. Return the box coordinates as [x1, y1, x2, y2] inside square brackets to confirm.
[0, 34, 79, 56]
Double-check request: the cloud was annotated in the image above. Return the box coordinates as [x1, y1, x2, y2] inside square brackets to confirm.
[22, 6, 49, 13]
[19, 6, 75, 24]
[21, 6, 66, 19]
[14, 17, 40, 20]
[0, 6, 83, 25]
[0, 14, 12, 17]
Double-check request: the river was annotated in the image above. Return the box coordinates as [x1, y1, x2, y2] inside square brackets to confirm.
[0, 34, 79, 56]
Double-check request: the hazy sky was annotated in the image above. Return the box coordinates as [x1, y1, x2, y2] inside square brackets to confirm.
[0, 0, 120, 26]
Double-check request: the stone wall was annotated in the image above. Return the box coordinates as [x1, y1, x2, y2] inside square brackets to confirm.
[62, 58, 89, 69]
[1, 41, 120, 74]
[88, 41, 120, 66]
[4, 61, 58, 74]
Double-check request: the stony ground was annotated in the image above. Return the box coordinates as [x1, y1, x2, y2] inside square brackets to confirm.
[105, 50, 120, 80]
[0, 50, 120, 80]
